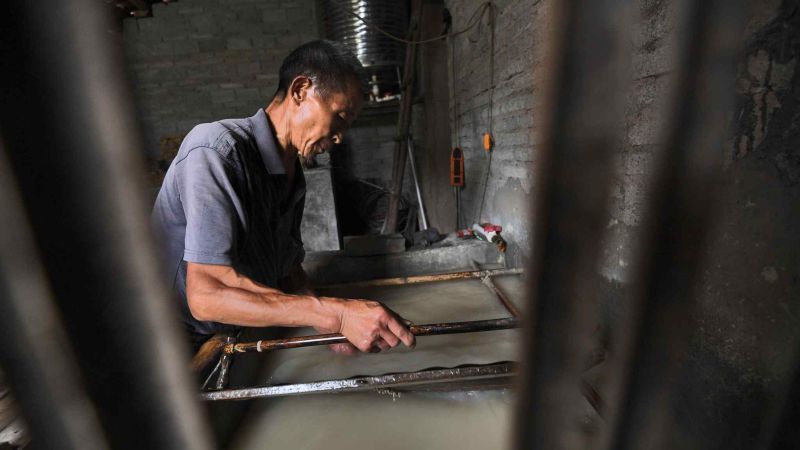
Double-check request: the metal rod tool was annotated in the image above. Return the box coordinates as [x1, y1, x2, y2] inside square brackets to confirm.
[227, 317, 520, 354]
[201, 362, 516, 401]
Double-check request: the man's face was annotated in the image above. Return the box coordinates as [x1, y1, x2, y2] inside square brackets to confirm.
[289, 78, 362, 165]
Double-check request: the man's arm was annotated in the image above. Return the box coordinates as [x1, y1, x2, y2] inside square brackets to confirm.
[281, 263, 360, 354]
[186, 262, 415, 352]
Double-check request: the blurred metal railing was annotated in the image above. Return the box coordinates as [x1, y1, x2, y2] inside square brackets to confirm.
[0, 1, 211, 449]
[597, 1, 748, 449]
[0, 143, 108, 450]
[513, 0, 631, 448]
[515, 0, 752, 449]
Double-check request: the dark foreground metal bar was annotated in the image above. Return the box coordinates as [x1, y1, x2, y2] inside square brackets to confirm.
[515, 0, 631, 448]
[201, 363, 515, 401]
[0, 146, 107, 450]
[228, 317, 521, 354]
[599, 1, 747, 450]
[0, 1, 211, 448]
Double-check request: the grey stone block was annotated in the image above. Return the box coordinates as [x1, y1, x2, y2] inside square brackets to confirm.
[136, 17, 162, 34]
[172, 40, 200, 55]
[251, 36, 276, 48]
[211, 89, 236, 104]
[286, 7, 312, 22]
[262, 9, 287, 23]
[149, 42, 175, 56]
[303, 238, 506, 285]
[151, 2, 178, 18]
[300, 167, 341, 252]
[227, 37, 252, 50]
[198, 38, 226, 53]
[190, 15, 219, 31]
[236, 62, 261, 76]
[122, 18, 138, 36]
[178, 6, 204, 15]
[236, 10, 265, 24]
[343, 234, 406, 257]
[235, 87, 261, 101]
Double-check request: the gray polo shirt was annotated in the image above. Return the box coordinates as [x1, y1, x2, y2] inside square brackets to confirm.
[152, 109, 306, 337]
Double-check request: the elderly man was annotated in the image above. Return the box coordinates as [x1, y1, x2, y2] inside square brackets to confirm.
[152, 40, 414, 354]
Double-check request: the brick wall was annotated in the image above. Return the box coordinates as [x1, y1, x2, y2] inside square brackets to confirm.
[441, 0, 676, 272]
[337, 104, 424, 198]
[123, 0, 319, 155]
[443, 0, 541, 267]
[341, 123, 398, 185]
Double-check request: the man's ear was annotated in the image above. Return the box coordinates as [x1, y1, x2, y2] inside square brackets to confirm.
[288, 76, 313, 105]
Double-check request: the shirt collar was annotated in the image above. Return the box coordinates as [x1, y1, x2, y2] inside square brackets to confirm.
[249, 108, 285, 175]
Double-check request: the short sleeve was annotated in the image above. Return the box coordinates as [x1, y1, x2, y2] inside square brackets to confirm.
[176, 147, 243, 265]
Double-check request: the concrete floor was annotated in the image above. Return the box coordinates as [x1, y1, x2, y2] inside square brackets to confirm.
[0, 372, 27, 448]
[230, 275, 525, 450]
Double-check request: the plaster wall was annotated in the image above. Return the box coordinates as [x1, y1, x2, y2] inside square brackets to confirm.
[666, 0, 800, 446]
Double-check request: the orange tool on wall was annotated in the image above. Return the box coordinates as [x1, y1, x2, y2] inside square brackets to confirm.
[450, 146, 465, 187]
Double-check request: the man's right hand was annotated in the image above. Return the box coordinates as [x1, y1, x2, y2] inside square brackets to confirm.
[325, 298, 416, 353]
[185, 262, 415, 353]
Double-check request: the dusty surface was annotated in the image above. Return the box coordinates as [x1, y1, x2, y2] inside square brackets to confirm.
[230, 275, 524, 450]
[233, 390, 514, 450]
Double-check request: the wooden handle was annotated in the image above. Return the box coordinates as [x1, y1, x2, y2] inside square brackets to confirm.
[191, 333, 231, 372]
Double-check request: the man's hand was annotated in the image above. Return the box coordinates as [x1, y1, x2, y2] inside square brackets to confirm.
[326, 298, 416, 353]
[186, 262, 415, 353]
[313, 326, 358, 355]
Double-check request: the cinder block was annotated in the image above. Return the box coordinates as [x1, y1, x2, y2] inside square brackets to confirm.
[236, 10, 264, 24]
[262, 9, 287, 23]
[227, 37, 252, 50]
[211, 65, 238, 77]
[250, 36, 276, 48]
[236, 62, 261, 76]
[149, 41, 175, 56]
[172, 40, 200, 55]
[235, 87, 261, 101]
[136, 17, 163, 34]
[198, 39, 226, 53]
[151, 2, 178, 18]
[190, 15, 218, 31]
[343, 234, 406, 257]
[286, 7, 312, 23]
[211, 89, 236, 104]
[178, 6, 204, 15]
[122, 18, 138, 36]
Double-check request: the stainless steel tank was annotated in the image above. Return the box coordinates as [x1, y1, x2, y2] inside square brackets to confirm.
[322, 0, 408, 97]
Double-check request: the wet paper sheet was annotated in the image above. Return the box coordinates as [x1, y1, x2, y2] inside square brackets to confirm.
[232, 275, 524, 450]
[263, 276, 525, 384]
